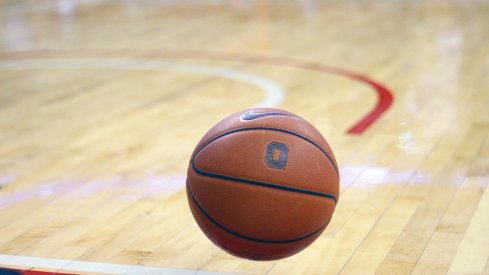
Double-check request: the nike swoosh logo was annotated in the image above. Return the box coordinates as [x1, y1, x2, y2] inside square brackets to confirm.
[240, 111, 293, 121]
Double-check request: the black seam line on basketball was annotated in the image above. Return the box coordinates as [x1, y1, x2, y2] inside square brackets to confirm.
[194, 127, 339, 177]
[187, 183, 329, 244]
[192, 160, 337, 204]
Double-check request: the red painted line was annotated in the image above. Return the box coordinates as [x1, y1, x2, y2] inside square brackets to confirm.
[225, 56, 394, 135]
[0, 268, 76, 275]
[2, 49, 393, 135]
[22, 270, 75, 275]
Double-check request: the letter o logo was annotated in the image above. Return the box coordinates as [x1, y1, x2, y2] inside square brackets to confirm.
[265, 142, 288, 169]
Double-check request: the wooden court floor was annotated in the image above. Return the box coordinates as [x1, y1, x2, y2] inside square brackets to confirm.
[1, 0, 489, 274]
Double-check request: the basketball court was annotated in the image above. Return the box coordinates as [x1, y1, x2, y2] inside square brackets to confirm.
[0, 0, 488, 274]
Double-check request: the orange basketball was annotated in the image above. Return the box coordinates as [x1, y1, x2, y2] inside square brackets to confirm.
[186, 108, 339, 260]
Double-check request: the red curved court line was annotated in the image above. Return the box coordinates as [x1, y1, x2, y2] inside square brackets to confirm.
[1, 268, 75, 275]
[4, 49, 393, 135]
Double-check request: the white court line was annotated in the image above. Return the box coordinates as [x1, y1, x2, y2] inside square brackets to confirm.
[0, 59, 284, 108]
[0, 254, 229, 274]
[0, 59, 276, 273]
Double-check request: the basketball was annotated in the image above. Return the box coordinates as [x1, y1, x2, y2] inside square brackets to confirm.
[186, 108, 339, 260]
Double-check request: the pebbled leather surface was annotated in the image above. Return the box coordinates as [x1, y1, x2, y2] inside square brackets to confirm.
[187, 108, 339, 260]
